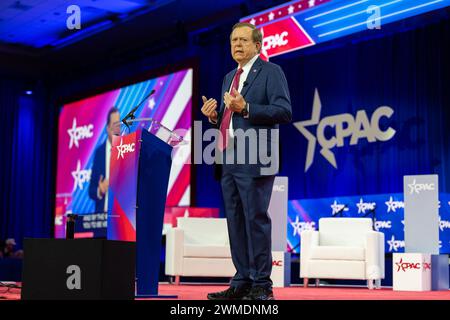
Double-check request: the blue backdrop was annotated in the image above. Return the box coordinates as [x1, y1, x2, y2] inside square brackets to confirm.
[276, 19, 450, 199]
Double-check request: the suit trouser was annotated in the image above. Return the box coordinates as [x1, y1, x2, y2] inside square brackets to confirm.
[221, 172, 275, 289]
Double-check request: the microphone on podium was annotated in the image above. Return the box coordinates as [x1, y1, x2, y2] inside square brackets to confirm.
[121, 89, 156, 129]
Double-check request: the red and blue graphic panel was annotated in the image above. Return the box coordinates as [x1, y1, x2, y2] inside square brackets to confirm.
[107, 132, 142, 241]
[241, 0, 450, 59]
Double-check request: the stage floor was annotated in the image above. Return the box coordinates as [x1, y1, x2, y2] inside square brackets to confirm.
[150, 284, 450, 300]
[3, 283, 450, 300]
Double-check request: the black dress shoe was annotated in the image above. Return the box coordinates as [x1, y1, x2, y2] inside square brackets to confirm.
[242, 286, 275, 300]
[207, 285, 252, 300]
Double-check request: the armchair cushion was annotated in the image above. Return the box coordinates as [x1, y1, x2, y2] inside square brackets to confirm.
[184, 245, 232, 258]
[178, 217, 229, 246]
[310, 246, 365, 261]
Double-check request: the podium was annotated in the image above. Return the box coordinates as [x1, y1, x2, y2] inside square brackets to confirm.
[108, 118, 183, 297]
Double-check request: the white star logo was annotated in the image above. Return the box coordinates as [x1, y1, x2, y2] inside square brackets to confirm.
[250, 18, 256, 25]
[291, 216, 302, 236]
[55, 216, 63, 226]
[148, 97, 156, 110]
[387, 235, 404, 252]
[268, 12, 275, 21]
[71, 160, 91, 191]
[385, 197, 395, 212]
[385, 196, 404, 212]
[330, 200, 348, 215]
[288, 5, 295, 14]
[309, 0, 316, 7]
[408, 179, 418, 194]
[117, 139, 125, 159]
[116, 139, 135, 159]
[356, 198, 375, 214]
[356, 198, 365, 214]
[67, 118, 94, 149]
[294, 89, 336, 172]
[67, 118, 79, 149]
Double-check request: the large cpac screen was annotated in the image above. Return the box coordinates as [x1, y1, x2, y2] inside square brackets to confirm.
[54, 68, 193, 238]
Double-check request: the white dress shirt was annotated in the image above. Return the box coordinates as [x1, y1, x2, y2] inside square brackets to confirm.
[228, 54, 258, 138]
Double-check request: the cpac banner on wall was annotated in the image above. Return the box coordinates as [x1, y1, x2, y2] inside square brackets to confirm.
[287, 193, 450, 254]
[55, 68, 193, 238]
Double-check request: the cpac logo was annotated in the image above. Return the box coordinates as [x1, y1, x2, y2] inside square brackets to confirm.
[273, 184, 286, 192]
[272, 260, 283, 267]
[439, 216, 450, 232]
[387, 235, 405, 252]
[356, 198, 376, 214]
[67, 118, 94, 149]
[71, 160, 92, 191]
[395, 259, 431, 272]
[385, 196, 404, 213]
[116, 139, 135, 159]
[374, 220, 392, 231]
[263, 31, 288, 51]
[331, 200, 348, 215]
[290, 216, 315, 236]
[408, 179, 435, 194]
[66, 265, 81, 290]
[294, 89, 396, 172]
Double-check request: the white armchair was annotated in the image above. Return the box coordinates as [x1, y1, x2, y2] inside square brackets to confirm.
[300, 218, 384, 289]
[165, 217, 236, 284]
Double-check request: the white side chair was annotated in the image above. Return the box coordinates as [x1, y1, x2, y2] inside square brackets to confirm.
[165, 217, 236, 284]
[300, 218, 385, 289]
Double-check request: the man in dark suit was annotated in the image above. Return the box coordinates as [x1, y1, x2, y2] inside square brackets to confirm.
[89, 107, 120, 213]
[201, 22, 292, 300]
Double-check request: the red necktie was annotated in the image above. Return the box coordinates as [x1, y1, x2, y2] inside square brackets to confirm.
[218, 68, 243, 151]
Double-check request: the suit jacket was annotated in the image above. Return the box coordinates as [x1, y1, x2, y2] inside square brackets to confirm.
[214, 57, 292, 179]
[88, 141, 106, 213]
